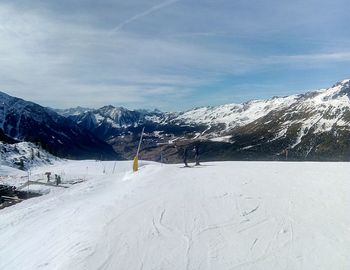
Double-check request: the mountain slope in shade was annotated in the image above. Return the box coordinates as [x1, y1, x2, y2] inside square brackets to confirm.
[0, 128, 16, 144]
[0, 92, 119, 160]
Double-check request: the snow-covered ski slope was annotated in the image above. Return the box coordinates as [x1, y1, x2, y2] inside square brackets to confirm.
[0, 160, 349, 270]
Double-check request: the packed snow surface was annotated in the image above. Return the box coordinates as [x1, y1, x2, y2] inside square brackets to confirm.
[0, 160, 349, 269]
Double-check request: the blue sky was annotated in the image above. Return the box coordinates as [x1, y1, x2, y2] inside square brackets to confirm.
[0, 0, 350, 111]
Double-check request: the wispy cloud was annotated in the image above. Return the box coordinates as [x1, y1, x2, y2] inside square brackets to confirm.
[0, 0, 350, 110]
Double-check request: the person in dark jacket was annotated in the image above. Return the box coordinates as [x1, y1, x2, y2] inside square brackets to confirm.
[194, 144, 200, 166]
[183, 147, 189, 167]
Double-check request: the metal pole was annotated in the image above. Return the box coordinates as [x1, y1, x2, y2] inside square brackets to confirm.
[112, 161, 117, 174]
[136, 127, 145, 157]
[27, 170, 30, 199]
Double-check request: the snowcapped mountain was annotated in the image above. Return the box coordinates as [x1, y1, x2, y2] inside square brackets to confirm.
[53, 106, 92, 117]
[174, 79, 350, 135]
[69, 105, 143, 140]
[67, 106, 170, 141]
[164, 79, 350, 161]
[0, 92, 119, 160]
[63, 79, 350, 161]
[3, 79, 350, 162]
[168, 96, 299, 132]
[221, 79, 350, 160]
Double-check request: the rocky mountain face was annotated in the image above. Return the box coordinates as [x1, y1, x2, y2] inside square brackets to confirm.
[0, 92, 119, 160]
[64, 79, 350, 162]
[66, 106, 207, 161]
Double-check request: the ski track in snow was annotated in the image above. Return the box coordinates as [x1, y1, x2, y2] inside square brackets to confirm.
[0, 160, 349, 269]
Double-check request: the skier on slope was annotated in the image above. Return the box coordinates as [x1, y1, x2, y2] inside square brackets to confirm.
[194, 144, 200, 166]
[183, 147, 189, 167]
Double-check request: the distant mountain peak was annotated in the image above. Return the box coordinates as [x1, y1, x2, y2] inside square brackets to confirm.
[53, 106, 93, 117]
[332, 78, 350, 88]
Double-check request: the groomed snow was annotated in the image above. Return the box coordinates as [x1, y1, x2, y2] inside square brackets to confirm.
[0, 160, 349, 269]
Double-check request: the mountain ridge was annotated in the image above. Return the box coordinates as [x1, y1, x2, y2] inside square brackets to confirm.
[3, 79, 350, 162]
[0, 92, 119, 160]
[58, 79, 350, 161]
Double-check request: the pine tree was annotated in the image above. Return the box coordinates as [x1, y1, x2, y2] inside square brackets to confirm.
[30, 148, 35, 160]
[19, 158, 24, 170]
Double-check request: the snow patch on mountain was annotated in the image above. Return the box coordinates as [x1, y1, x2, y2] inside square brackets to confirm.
[0, 142, 59, 170]
[74, 105, 142, 129]
[173, 95, 299, 130]
[53, 106, 92, 117]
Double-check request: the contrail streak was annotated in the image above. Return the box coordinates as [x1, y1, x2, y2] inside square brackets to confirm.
[111, 0, 180, 33]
